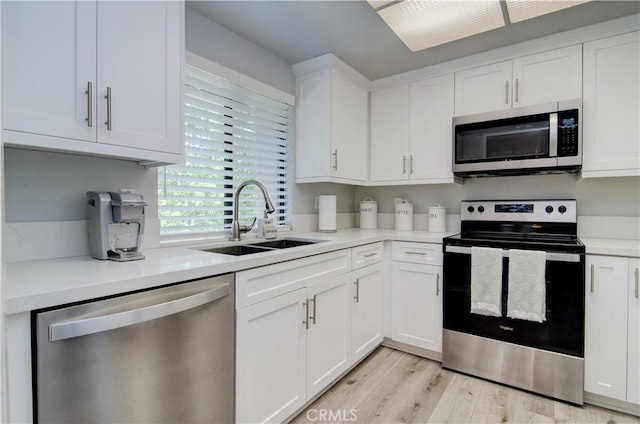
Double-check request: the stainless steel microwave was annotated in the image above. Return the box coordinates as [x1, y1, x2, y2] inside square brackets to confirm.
[453, 99, 582, 177]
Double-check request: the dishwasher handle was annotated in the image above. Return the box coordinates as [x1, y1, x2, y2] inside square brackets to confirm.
[49, 283, 230, 342]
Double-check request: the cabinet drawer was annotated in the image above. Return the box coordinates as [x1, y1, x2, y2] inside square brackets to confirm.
[392, 241, 443, 265]
[236, 249, 351, 308]
[351, 242, 384, 270]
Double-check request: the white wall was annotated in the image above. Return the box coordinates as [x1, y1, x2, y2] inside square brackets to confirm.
[4, 148, 157, 222]
[185, 7, 295, 96]
[354, 174, 640, 217]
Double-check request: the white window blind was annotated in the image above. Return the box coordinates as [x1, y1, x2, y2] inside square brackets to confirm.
[158, 64, 292, 238]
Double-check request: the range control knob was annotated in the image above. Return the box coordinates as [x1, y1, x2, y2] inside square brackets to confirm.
[478, 206, 485, 213]
[545, 205, 554, 214]
[467, 206, 475, 213]
[558, 205, 567, 214]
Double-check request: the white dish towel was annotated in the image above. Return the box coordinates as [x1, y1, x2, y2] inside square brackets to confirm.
[470, 246, 503, 317]
[507, 249, 547, 323]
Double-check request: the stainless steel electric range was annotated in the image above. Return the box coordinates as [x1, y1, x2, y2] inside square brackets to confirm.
[442, 199, 585, 405]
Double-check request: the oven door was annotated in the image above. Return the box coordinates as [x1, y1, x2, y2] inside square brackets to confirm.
[443, 244, 584, 357]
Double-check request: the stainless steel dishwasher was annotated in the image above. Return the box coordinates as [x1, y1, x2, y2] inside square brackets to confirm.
[33, 274, 234, 423]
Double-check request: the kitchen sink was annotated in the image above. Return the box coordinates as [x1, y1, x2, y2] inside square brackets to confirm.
[200, 238, 324, 256]
[249, 238, 322, 249]
[200, 245, 272, 256]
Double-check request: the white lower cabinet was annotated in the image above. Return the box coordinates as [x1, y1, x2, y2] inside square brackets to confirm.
[306, 274, 352, 399]
[391, 242, 443, 353]
[236, 289, 308, 424]
[585, 255, 640, 408]
[351, 262, 383, 363]
[236, 245, 386, 423]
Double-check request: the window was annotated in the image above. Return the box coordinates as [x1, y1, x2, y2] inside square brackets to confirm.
[158, 64, 292, 239]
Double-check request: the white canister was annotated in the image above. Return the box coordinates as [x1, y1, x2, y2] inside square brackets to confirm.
[428, 205, 447, 233]
[318, 195, 337, 233]
[359, 197, 377, 229]
[395, 200, 413, 231]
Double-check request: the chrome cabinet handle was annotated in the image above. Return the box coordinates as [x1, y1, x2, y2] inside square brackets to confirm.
[354, 279, 360, 303]
[332, 150, 338, 171]
[49, 283, 230, 342]
[402, 155, 407, 174]
[310, 294, 317, 325]
[406, 251, 427, 256]
[436, 273, 440, 296]
[590, 264, 595, 293]
[410, 155, 414, 175]
[363, 252, 377, 258]
[104, 86, 112, 130]
[303, 300, 310, 329]
[85, 81, 93, 127]
[635, 267, 639, 299]
[505, 80, 509, 104]
[515, 78, 519, 103]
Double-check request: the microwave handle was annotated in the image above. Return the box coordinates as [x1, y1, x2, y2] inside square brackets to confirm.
[549, 112, 558, 157]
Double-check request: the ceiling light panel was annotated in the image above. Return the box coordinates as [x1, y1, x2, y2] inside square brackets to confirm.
[377, 0, 505, 52]
[367, 0, 396, 9]
[506, 0, 591, 23]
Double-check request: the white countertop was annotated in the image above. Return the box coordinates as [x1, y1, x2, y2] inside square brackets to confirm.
[581, 237, 640, 258]
[7, 228, 638, 315]
[5, 229, 454, 315]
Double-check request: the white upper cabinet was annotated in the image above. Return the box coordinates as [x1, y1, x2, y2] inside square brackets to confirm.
[455, 60, 512, 115]
[370, 85, 408, 182]
[454, 45, 582, 116]
[96, 1, 183, 155]
[370, 74, 456, 184]
[582, 31, 640, 177]
[294, 54, 369, 184]
[2, 0, 184, 165]
[2, 1, 97, 143]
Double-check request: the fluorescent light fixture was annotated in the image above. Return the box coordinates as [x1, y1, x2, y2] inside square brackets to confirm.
[506, 0, 591, 23]
[376, 0, 505, 52]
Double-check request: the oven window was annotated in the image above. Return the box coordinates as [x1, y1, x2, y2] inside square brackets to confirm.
[443, 252, 584, 357]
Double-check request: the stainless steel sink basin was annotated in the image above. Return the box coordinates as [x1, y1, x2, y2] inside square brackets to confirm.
[249, 238, 322, 249]
[200, 245, 272, 256]
[200, 238, 324, 256]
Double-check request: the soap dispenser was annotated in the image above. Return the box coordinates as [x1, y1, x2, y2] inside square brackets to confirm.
[256, 211, 277, 239]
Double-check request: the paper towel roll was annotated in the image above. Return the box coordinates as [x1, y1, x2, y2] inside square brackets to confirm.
[318, 195, 337, 233]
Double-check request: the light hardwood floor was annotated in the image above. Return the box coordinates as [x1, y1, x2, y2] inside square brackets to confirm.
[291, 347, 640, 424]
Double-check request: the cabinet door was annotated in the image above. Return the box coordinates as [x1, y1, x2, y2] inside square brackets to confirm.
[2, 1, 96, 142]
[97, 1, 183, 154]
[454, 61, 512, 115]
[370, 85, 408, 182]
[306, 274, 352, 399]
[330, 70, 368, 182]
[408, 74, 454, 181]
[583, 32, 640, 176]
[352, 263, 383, 363]
[628, 259, 640, 405]
[391, 262, 442, 352]
[585, 256, 629, 401]
[236, 289, 307, 424]
[512, 45, 582, 107]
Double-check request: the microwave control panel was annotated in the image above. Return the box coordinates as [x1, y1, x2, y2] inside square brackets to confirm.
[557, 109, 579, 157]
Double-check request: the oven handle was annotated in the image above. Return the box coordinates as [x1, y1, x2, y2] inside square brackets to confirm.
[444, 245, 581, 263]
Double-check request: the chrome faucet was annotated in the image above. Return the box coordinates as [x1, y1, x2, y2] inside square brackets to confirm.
[230, 179, 276, 241]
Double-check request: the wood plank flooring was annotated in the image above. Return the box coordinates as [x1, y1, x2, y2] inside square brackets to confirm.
[291, 347, 640, 424]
